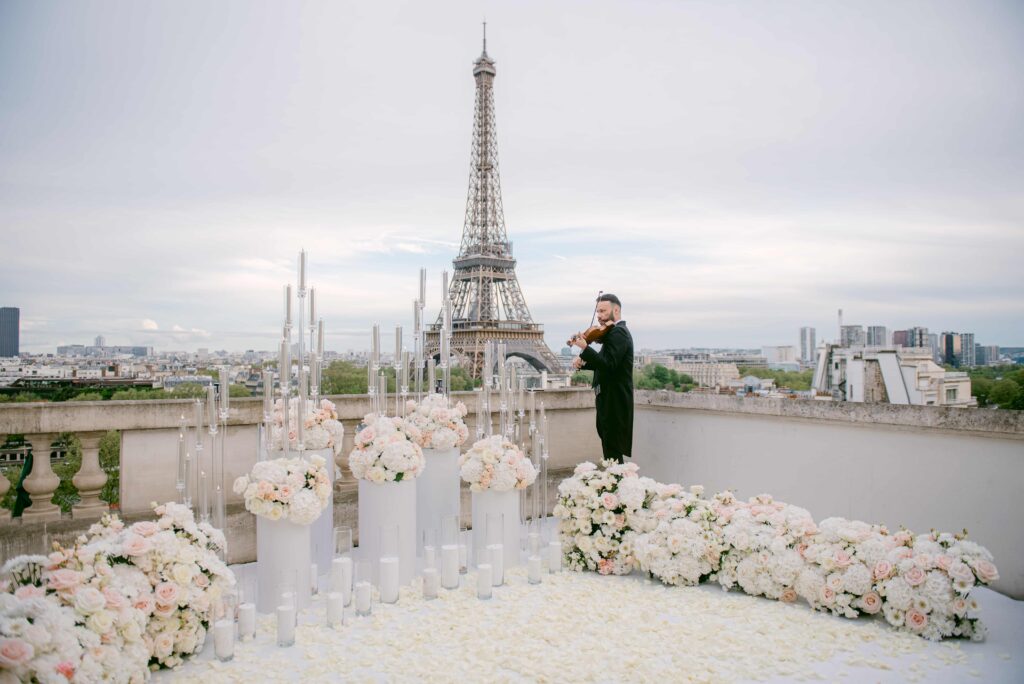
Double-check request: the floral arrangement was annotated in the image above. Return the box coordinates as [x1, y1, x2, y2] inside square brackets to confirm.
[271, 398, 346, 455]
[715, 493, 817, 601]
[793, 517, 904, 619]
[553, 461, 656, 575]
[349, 413, 425, 483]
[557, 465, 1001, 643]
[633, 484, 725, 586]
[875, 530, 998, 641]
[0, 502, 235, 680]
[459, 434, 537, 493]
[83, 502, 234, 668]
[0, 591, 93, 684]
[233, 454, 332, 524]
[404, 393, 470, 450]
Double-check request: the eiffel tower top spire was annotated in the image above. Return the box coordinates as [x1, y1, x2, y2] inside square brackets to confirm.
[425, 34, 563, 378]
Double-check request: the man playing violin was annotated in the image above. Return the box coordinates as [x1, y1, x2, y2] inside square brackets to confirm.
[570, 293, 634, 464]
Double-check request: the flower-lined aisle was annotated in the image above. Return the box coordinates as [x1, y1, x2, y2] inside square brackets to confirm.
[555, 461, 1000, 642]
[163, 567, 1020, 684]
[1, 503, 234, 681]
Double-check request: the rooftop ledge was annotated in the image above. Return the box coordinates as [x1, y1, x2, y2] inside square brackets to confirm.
[636, 389, 1024, 439]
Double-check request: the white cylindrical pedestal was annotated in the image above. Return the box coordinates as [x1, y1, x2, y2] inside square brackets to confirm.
[256, 516, 312, 614]
[357, 478, 417, 585]
[416, 447, 460, 551]
[287, 448, 334, 572]
[471, 489, 520, 572]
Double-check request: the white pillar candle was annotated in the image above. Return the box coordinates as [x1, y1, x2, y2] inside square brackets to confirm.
[379, 557, 399, 604]
[486, 543, 504, 586]
[458, 543, 468, 574]
[355, 581, 372, 616]
[549, 541, 562, 573]
[440, 544, 459, 589]
[237, 603, 256, 640]
[277, 605, 295, 646]
[528, 555, 542, 584]
[422, 568, 439, 599]
[213, 618, 234, 661]
[330, 557, 353, 604]
[326, 591, 344, 627]
[424, 545, 436, 570]
[477, 564, 493, 599]
[310, 563, 318, 595]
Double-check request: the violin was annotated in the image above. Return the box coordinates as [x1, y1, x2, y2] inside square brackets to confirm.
[567, 291, 614, 347]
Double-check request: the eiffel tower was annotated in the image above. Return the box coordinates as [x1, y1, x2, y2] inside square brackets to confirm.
[425, 29, 563, 380]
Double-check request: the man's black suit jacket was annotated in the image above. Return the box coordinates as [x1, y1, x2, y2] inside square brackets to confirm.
[579, 320, 634, 461]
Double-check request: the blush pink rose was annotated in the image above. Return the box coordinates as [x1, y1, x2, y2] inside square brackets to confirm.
[948, 561, 974, 583]
[906, 609, 928, 632]
[859, 591, 882, 614]
[194, 573, 210, 589]
[47, 568, 84, 591]
[154, 581, 180, 606]
[903, 567, 926, 587]
[103, 587, 128, 611]
[780, 588, 797, 603]
[130, 521, 160, 537]
[134, 595, 156, 615]
[601, 493, 619, 509]
[0, 638, 34, 668]
[14, 585, 46, 600]
[819, 586, 836, 604]
[973, 560, 999, 583]
[121, 534, 152, 557]
[936, 555, 953, 571]
[56, 661, 76, 679]
[834, 551, 852, 568]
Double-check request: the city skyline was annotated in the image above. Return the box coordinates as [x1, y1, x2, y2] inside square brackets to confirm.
[2, 1, 1022, 354]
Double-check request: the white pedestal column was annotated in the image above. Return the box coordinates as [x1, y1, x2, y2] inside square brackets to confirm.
[357, 478, 417, 585]
[416, 447, 460, 551]
[471, 489, 520, 572]
[256, 516, 312, 614]
[289, 448, 334, 571]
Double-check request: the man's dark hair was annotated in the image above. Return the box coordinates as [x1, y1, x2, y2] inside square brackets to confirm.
[598, 293, 622, 308]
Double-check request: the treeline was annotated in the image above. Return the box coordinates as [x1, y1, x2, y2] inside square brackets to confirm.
[571, 364, 694, 392]
[0, 383, 251, 403]
[967, 365, 1024, 409]
[737, 367, 814, 391]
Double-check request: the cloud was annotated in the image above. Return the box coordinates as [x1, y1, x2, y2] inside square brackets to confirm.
[141, 319, 159, 331]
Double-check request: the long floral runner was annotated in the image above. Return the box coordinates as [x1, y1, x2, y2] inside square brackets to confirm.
[555, 461, 999, 642]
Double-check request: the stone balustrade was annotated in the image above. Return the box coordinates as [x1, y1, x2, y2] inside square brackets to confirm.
[2, 389, 1022, 597]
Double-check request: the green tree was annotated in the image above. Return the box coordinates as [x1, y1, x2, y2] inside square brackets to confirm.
[571, 370, 594, 386]
[737, 367, 813, 391]
[98, 430, 120, 506]
[988, 378, 1021, 408]
[69, 392, 104, 402]
[321, 361, 371, 395]
[228, 384, 251, 397]
[971, 377, 994, 407]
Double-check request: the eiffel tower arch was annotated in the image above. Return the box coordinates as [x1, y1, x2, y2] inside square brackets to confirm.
[425, 30, 563, 380]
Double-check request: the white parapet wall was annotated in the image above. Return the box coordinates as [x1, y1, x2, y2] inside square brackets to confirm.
[633, 390, 1024, 599]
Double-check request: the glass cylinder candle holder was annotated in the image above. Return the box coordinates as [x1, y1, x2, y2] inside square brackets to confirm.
[354, 560, 373, 617]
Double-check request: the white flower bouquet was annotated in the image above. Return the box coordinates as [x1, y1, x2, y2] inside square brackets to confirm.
[271, 398, 346, 455]
[0, 591, 91, 684]
[234, 454, 332, 524]
[459, 434, 537, 492]
[404, 393, 470, 450]
[349, 413, 425, 483]
[876, 530, 998, 641]
[716, 493, 817, 601]
[794, 517, 898, 618]
[634, 485, 725, 586]
[84, 503, 235, 669]
[553, 461, 656, 575]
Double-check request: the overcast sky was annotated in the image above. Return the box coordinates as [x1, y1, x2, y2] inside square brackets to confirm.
[2, 0, 1022, 354]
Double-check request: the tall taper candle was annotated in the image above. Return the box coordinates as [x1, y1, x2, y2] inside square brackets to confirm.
[207, 385, 218, 427]
[194, 397, 203, 435]
[371, 324, 380, 366]
[317, 319, 324, 357]
[401, 350, 410, 389]
[419, 267, 427, 305]
[427, 358, 436, 393]
[219, 368, 230, 413]
[263, 370, 273, 415]
[284, 285, 292, 326]
[394, 326, 402, 366]
[299, 250, 307, 291]
[309, 287, 316, 323]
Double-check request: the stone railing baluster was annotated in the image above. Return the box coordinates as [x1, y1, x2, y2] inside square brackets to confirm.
[21, 433, 62, 522]
[73, 431, 109, 518]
